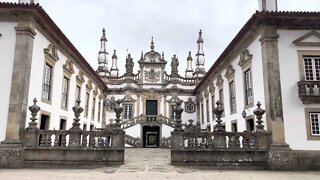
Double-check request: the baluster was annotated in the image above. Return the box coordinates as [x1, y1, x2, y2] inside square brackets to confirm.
[235, 134, 241, 148]
[54, 132, 59, 147]
[46, 132, 52, 147]
[187, 137, 191, 148]
[61, 133, 67, 147]
[194, 136, 198, 148]
[82, 133, 88, 147]
[242, 134, 250, 149]
[39, 133, 46, 147]
[89, 134, 96, 147]
[98, 137, 103, 147]
[200, 137, 206, 148]
[309, 84, 314, 95]
[228, 134, 234, 149]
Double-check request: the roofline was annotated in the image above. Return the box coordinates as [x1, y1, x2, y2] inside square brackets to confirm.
[0, 2, 108, 91]
[195, 11, 320, 92]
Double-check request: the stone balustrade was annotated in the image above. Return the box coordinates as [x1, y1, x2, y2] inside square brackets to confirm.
[297, 80, 320, 104]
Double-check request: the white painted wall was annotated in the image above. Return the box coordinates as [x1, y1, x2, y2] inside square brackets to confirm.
[0, 22, 17, 141]
[278, 30, 320, 150]
[199, 37, 266, 133]
[26, 29, 103, 131]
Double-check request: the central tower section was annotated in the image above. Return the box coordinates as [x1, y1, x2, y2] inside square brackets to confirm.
[138, 38, 167, 85]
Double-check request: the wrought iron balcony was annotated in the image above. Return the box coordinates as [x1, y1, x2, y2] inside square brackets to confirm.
[297, 81, 320, 104]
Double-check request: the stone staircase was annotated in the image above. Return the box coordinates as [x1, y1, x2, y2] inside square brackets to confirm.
[125, 134, 141, 147]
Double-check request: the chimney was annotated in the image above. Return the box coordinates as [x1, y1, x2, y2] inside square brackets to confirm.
[258, 0, 278, 11]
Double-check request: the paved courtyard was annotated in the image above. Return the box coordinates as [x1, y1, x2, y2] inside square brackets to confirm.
[0, 148, 319, 180]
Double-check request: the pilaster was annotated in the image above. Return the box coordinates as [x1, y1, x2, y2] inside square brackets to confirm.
[259, 27, 289, 149]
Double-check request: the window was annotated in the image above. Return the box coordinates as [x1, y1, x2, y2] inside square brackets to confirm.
[42, 63, 52, 101]
[75, 86, 81, 105]
[305, 108, 320, 140]
[229, 81, 236, 113]
[219, 89, 224, 111]
[123, 104, 133, 120]
[231, 121, 238, 132]
[91, 97, 96, 120]
[98, 100, 101, 123]
[246, 118, 254, 132]
[211, 95, 215, 120]
[310, 113, 320, 136]
[201, 103, 204, 124]
[206, 99, 210, 123]
[244, 69, 253, 106]
[170, 105, 176, 119]
[304, 57, 320, 81]
[61, 77, 69, 109]
[85, 92, 90, 117]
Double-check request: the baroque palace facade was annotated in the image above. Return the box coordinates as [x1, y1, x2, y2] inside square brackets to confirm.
[0, 0, 320, 166]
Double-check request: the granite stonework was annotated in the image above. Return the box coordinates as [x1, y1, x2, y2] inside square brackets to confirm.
[170, 101, 320, 171]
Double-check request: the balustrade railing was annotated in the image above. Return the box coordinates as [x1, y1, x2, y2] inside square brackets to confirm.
[164, 72, 197, 85]
[106, 72, 140, 85]
[297, 80, 320, 104]
[171, 101, 271, 151]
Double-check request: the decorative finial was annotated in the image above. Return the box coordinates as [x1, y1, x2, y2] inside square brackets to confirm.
[187, 51, 192, 60]
[112, 49, 117, 59]
[27, 98, 41, 130]
[162, 52, 164, 60]
[150, 37, 154, 50]
[197, 29, 203, 43]
[253, 101, 266, 131]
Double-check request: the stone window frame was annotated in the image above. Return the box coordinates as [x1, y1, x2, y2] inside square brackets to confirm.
[41, 63, 54, 104]
[238, 49, 254, 109]
[97, 98, 101, 123]
[305, 108, 320, 140]
[84, 80, 93, 118]
[225, 64, 237, 114]
[61, 76, 70, 111]
[209, 82, 215, 121]
[122, 93, 136, 120]
[216, 74, 225, 117]
[184, 97, 196, 113]
[123, 103, 134, 120]
[39, 110, 51, 130]
[297, 50, 320, 81]
[231, 119, 238, 132]
[91, 97, 96, 121]
[41, 44, 59, 104]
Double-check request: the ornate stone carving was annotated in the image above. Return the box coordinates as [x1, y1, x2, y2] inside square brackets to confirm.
[238, 49, 252, 69]
[171, 55, 179, 74]
[209, 82, 215, 93]
[44, 44, 59, 62]
[293, 30, 320, 46]
[216, 74, 224, 88]
[107, 96, 117, 111]
[76, 71, 85, 85]
[125, 54, 134, 75]
[145, 68, 160, 83]
[184, 97, 196, 113]
[63, 59, 75, 77]
[224, 64, 235, 79]
[86, 80, 93, 91]
[167, 93, 183, 105]
[122, 92, 136, 103]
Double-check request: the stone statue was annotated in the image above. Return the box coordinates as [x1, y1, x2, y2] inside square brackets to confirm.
[125, 54, 134, 75]
[171, 54, 179, 74]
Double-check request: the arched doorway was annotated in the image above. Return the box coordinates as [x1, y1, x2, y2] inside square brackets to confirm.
[142, 126, 160, 148]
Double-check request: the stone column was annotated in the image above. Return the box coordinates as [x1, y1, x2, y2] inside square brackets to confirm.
[259, 27, 289, 149]
[0, 21, 36, 168]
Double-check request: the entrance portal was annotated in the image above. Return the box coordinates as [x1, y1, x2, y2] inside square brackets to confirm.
[142, 126, 160, 148]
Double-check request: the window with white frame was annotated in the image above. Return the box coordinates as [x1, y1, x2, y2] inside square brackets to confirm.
[206, 99, 210, 123]
[75, 85, 81, 105]
[42, 63, 52, 101]
[310, 112, 320, 135]
[170, 105, 176, 119]
[304, 57, 320, 81]
[98, 100, 101, 123]
[61, 77, 69, 109]
[229, 81, 236, 113]
[85, 92, 90, 117]
[91, 97, 96, 120]
[211, 95, 215, 120]
[244, 69, 253, 106]
[123, 104, 133, 120]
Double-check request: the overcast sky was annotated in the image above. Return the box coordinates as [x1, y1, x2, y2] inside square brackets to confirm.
[3, 0, 320, 74]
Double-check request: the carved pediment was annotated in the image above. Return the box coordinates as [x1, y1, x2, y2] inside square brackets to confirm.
[238, 49, 252, 69]
[122, 93, 136, 102]
[86, 80, 93, 91]
[216, 75, 224, 88]
[209, 82, 215, 93]
[145, 68, 160, 83]
[44, 43, 59, 65]
[93, 87, 99, 97]
[76, 71, 85, 85]
[167, 93, 182, 104]
[293, 30, 320, 46]
[63, 59, 75, 77]
[225, 64, 235, 79]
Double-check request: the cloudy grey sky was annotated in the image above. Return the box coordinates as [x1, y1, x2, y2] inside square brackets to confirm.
[3, 0, 320, 74]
